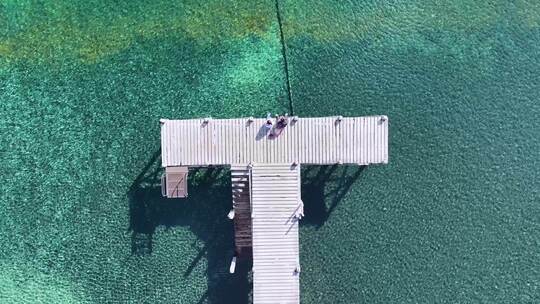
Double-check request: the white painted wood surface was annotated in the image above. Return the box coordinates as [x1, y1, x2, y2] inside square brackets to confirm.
[251, 164, 301, 304]
[160, 116, 388, 167]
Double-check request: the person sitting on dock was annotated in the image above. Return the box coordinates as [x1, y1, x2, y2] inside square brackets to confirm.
[264, 113, 273, 133]
[276, 114, 288, 129]
[271, 114, 289, 138]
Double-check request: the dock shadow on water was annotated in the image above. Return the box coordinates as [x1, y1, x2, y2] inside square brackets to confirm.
[301, 165, 366, 228]
[128, 150, 252, 304]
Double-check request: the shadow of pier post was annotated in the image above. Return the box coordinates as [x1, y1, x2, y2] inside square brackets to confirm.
[301, 165, 367, 228]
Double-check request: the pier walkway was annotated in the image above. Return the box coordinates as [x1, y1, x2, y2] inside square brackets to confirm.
[161, 116, 388, 167]
[251, 164, 301, 304]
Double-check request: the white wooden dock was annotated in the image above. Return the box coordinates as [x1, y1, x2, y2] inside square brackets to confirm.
[160, 115, 389, 304]
[161, 116, 388, 167]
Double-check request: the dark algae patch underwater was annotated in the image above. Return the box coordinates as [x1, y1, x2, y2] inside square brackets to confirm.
[1, 1, 539, 303]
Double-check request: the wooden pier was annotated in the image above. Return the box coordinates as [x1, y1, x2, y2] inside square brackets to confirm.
[160, 116, 389, 304]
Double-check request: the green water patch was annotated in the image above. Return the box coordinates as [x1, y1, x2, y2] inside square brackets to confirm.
[279, 1, 540, 303]
[0, 261, 88, 303]
[0, 0, 279, 64]
[0, 57, 260, 303]
[2, 0, 540, 303]
[279, 0, 540, 43]
[0, 1, 287, 301]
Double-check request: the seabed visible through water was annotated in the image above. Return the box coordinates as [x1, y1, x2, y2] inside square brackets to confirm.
[1, 1, 539, 303]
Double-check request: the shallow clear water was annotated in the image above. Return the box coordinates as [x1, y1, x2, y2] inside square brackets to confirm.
[1, 1, 539, 303]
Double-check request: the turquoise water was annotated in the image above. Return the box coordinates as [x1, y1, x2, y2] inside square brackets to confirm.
[1, 1, 539, 303]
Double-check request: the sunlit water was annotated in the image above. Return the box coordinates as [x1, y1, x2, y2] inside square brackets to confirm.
[1, 1, 539, 303]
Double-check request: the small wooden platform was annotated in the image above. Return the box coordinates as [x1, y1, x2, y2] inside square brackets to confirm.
[161, 166, 188, 198]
